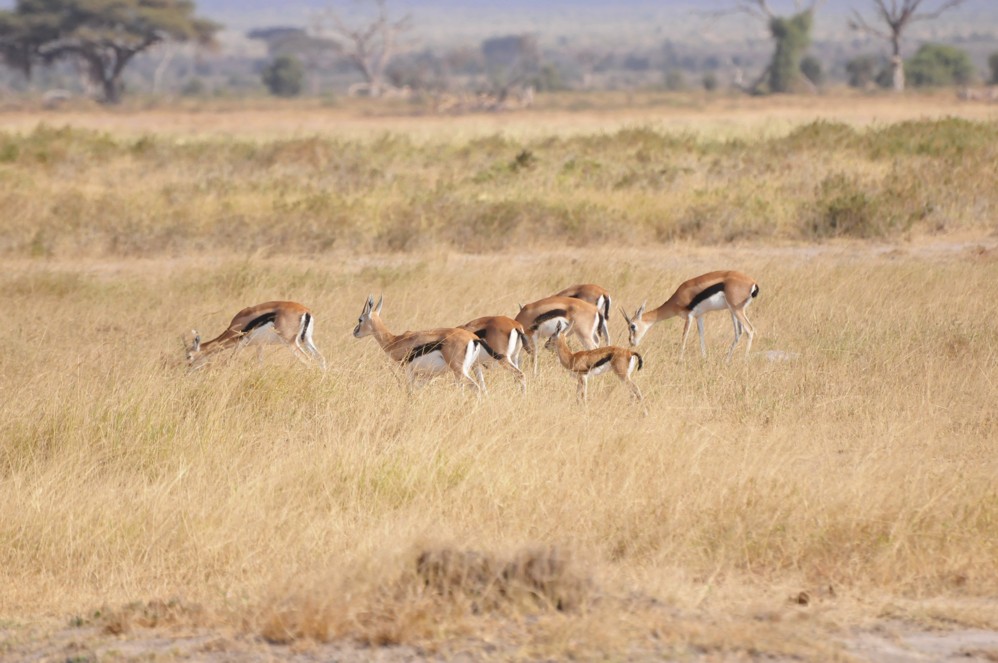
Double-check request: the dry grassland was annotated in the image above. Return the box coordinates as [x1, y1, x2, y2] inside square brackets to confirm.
[1, 96, 997, 660]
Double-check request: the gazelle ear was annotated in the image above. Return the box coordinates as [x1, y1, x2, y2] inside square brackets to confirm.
[375, 294, 383, 315]
[554, 320, 564, 335]
[518, 302, 524, 311]
[636, 301, 646, 318]
[362, 295, 373, 315]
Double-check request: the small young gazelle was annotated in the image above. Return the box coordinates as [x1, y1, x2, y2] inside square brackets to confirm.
[514, 295, 608, 375]
[353, 295, 512, 394]
[185, 300, 325, 369]
[546, 321, 644, 404]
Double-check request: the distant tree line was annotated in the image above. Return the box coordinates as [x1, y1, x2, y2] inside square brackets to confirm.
[1, 0, 996, 103]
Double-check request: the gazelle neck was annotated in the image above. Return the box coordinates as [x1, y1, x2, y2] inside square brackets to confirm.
[554, 334, 575, 369]
[646, 300, 681, 324]
[367, 314, 398, 351]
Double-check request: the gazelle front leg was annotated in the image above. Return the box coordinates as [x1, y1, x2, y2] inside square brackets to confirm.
[696, 316, 708, 358]
[474, 364, 489, 395]
[679, 315, 694, 358]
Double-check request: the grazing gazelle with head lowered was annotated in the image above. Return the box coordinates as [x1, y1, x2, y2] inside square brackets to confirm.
[353, 295, 511, 394]
[553, 283, 612, 332]
[186, 300, 325, 369]
[625, 270, 759, 360]
[546, 321, 644, 405]
[514, 295, 608, 374]
[459, 315, 528, 393]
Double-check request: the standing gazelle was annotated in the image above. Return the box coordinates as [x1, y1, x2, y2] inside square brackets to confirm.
[546, 321, 644, 405]
[186, 300, 325, 369]
[553, 283, 612, 332]
[459, 316, 528, 393]
[353, 295, 512, 394]
[514, 296, 608, 375]
[624, 270, 758, 360]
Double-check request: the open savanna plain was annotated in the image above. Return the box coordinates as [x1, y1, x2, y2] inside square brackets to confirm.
[1, 94, 998, 661]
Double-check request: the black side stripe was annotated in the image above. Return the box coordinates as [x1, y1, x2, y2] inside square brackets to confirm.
[634, 352, 643, 371]
[751, 284, 760, 299]
[530, 308, 567, 331]
[587, 354, 613, 373]
[515, 328, 531, 355]
[404, 340, 444, 363]
[475, 339, 505, 361]
[300, 312, 311, 342]
[243, 311, 277, 333]
[473, 328, 488, 340]
[687, 282, 726, 311]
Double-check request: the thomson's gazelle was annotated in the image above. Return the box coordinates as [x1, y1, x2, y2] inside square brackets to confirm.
[546, 321, 644, 404]
[185, 300, 325, 369]
[353, 295, 511, 393]
[553, 283, 612, 334]
[459, 316, 528, 392]
[625, 270, 759, 360]
[514, 295, 608, 375]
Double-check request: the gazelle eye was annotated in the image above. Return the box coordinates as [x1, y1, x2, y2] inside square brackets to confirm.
[630, 324, 637, 331]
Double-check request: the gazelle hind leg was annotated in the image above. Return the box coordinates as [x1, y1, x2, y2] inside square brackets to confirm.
[458, 341, 484, 394]
[726, 308, 744, 362]
[734, 308, 755, 357]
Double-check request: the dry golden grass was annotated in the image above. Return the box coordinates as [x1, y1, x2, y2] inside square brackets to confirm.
[1, 241, 997, 659]
[1, 96, 997, 659]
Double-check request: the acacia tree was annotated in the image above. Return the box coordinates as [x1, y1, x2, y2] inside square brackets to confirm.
[0, 0, 218, 104]
[324, 0, 411, 97]
[849, 0, 966, 92]
[727, 0, 825, 94]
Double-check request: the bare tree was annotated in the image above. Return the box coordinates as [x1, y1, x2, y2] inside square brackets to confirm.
[849, 0, 966, 92]
[324, 0, 411, 97]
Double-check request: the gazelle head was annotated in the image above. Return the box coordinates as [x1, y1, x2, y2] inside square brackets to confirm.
[622, 302, 650, 347]
[544, 319, 574, 351]
[185, 329, 203, 366]
[353, 294, 383, 338]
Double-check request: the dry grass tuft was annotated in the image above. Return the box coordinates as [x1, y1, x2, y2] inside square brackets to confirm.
[415, 546, 590, 612]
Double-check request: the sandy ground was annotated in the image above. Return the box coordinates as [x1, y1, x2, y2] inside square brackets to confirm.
[4, 620, 998, 662]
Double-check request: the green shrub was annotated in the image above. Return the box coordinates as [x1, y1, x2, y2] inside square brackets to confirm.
[262, 56, 305, 97]
[906, 44, 975, 87]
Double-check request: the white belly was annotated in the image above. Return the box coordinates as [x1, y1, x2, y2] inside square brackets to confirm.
[535, 317, 568, 337]
[691, 292, 728, 316]
[589, 362, 611, 376]
[243, 323, 283, 346]
[409, 350, 448, 374]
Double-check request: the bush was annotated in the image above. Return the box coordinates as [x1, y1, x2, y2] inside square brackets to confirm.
[702, 72, 719, 92]
[989, 51, 998, 85]
[262, 55, 305, 97]
[905, 44, 975, 88]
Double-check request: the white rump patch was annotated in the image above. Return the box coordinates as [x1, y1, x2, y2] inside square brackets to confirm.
[462, 341, 479, 378]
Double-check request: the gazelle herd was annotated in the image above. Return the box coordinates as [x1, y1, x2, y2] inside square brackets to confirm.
[184, 270, 759, 405]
